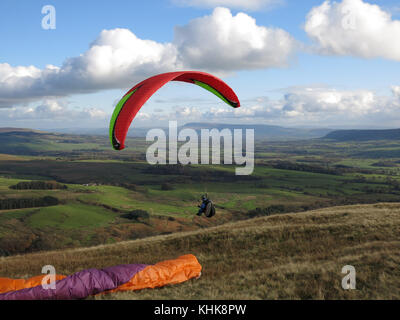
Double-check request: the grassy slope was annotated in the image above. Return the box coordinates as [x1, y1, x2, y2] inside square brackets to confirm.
[0, 202, 399, 299]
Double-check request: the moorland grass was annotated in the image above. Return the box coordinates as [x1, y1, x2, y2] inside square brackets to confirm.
[0, 202, 398, 299]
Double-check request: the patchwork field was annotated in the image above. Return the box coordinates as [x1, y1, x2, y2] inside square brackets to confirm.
[1, 131, 400, 255]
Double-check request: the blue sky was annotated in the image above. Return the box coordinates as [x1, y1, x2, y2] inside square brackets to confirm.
[0, 0, 400, 129]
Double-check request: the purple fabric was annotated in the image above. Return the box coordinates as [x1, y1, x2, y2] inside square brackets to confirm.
[0, 263, 148, 300]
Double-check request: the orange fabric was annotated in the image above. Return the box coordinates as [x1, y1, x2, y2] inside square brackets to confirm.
[107, 254, 202, 294]
[0, 274, 66, 294]
[0, 254, 201, 296]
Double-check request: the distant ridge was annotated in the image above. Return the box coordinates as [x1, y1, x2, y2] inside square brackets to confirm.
[0, 127, 46, 134]
[46, 123, 333, 140]
[182, 122, 332, 140]
[324, 128, 400, 141]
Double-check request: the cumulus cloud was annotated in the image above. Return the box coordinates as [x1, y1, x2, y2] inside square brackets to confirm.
[0, 99, 107, 122]
[137, 106, 204, 123]
[392, 86, 400, 99]
[173, 106, 204, 119]
[0, 29, 179, 107]
[263, 86, 400, 126]
[137, 85, 400, 127]
[174, 7, 296, 71]
[280, 87, 378, 118]
[305, 0, 400, 60]
[0, 8, 296, 107]
[173, 0, 283, 11]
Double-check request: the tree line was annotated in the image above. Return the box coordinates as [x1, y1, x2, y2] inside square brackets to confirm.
[9, 180, 67, 190]
[0, 196, 59, 210]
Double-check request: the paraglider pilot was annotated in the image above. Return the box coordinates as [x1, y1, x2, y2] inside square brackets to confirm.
[197, 195, 209, 216]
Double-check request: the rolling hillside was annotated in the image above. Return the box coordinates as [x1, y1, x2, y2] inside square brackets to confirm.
[2, 134, 400, 256]
[324, 128, 400, 141]
[182, 122, 332, 140]
[1, 202, 399, 299]
[8, 124, 332, 142]
[0, 128, 147, 157]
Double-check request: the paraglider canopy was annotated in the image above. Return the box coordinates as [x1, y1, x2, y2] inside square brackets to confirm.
[109, 71, 240, 151]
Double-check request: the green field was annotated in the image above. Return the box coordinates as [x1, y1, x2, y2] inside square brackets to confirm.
[1, 131, 400, 255]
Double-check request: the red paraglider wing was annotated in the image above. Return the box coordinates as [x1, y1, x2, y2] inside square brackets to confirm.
[110, 71, 240, 150]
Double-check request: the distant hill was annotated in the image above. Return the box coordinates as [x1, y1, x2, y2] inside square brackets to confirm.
[324, 128, 400, 141]
[0, 127, 46, 134]
[34, 124, 334, 141]
[182, 123, 332, 140]
[50, 127, 150, 137]
[0, 129, 103, 156]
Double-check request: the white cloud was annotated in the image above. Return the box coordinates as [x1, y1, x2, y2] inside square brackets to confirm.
[174, 106, 203, 119]
[260, 86, 400, 126]
[0, 8, 296, 107]
[135, 85, 400, 128]
[392, 86, 400, 99]
[86, 107, 108, 120]
[174, 7, 296, 72]
[305, 0, 400, 60]
[280, 87, 378, 117]
[173, 0, 283, 11]
[0, 28, 179, 107]
[1, 99, 107, 122]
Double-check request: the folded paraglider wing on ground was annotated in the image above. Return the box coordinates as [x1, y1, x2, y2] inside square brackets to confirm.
[0, 254, 201, 300]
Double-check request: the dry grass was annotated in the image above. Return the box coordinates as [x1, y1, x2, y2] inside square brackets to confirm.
[0, 202, 399, 299]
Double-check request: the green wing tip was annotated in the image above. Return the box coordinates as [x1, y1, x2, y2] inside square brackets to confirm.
[193, 79, 238, 108]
